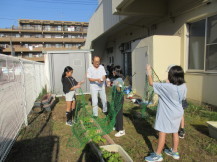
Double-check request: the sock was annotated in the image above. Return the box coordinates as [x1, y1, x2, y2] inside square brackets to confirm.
[66, 111, 71, 122]
[71, 109, 75, 120]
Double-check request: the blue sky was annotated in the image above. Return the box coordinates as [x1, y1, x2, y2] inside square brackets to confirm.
[0, 0, 98, 28]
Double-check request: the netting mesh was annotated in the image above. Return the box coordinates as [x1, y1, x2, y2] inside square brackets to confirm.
[141, 69, 161, 118]
[68, 86, 124, 148]
[69, 70, 161, 148]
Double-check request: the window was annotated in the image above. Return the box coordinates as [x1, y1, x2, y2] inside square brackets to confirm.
[55, 35, 62, 38]
[23, 34, 30, 38]
[44, 25, 51, 31]
[188, 14, 217, 71]
[15, 34, 20, 38]
[23, 24, 30, 29]
[64, 25, 68, 31]
[35, 34, 42, 38]
[45, 44, 51, 48]
[109, 56, 114, 64]
[68, 26, 75, 31]
[55, 44, 63, 48]
[45, 34, 51, 38]
[34, 25, 42, 30]
[57, 26, 62, 31]
[65, 44, 72, 48]
[0, 33, 5, 37]
[206, 15, 217, 70]
[66, 34, 75, 38]
[188, 19, 205, 70]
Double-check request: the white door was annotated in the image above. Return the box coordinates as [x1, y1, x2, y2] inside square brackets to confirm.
[132, 47, 148, 98]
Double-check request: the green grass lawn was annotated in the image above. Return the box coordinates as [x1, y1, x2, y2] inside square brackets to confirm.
[109, 99, 217, 161]
[6, 93, 217, 162]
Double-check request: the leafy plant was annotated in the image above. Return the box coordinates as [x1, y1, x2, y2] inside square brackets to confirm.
[101, 149, 123, 162]
[36, 87, 47, 100]
[92, 135, 106, 144]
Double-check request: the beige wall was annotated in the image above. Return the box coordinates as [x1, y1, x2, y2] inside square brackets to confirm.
[153, 36, 181, 80]
[131, 35, 181, 96]
[86, 0, 217, 106]
[154, 1, 217, 106]
[185, 73, 217, 106]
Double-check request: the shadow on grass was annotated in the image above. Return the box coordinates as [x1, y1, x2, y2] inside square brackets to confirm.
[6, 100, 60, 162]
[191, 124, 210, 137]
[123, 106, 158, 153]
[77, 142, 102, 162]
[124, 105, 169, 154]
[5, 136, 60, 162]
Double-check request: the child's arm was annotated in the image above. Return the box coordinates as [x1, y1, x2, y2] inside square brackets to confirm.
[78, 80, 85, 85]
[70, 84, 81, 91]
[146, 64, 153, 86]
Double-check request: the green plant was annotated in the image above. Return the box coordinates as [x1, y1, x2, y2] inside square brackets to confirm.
[92, 135, 106, 144]
[101, 149, 123, 162]
[36, 87, 47, 100]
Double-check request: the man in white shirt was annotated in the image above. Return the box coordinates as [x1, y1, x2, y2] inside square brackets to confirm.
[87, 56, 107, 117]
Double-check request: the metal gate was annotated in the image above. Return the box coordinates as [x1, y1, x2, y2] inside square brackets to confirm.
[45, 50, 91, 95]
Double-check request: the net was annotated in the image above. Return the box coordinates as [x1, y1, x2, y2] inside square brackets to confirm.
[141, 69, 161, 118]
[68, 86, 124, 148]
[69, 68, 161, 148]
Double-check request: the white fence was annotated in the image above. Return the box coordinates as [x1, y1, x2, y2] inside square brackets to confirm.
[0, 54, 45, 161]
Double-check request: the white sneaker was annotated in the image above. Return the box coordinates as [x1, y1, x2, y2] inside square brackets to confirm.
[66, 121, 73, 126]
[115, 130, 125, 137]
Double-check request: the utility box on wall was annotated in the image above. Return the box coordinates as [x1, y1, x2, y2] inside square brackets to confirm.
[131, 35, 181, 98]
[44, 50, 92, 95]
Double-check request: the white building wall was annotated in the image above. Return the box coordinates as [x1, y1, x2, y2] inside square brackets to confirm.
[85, 0, 126, 49]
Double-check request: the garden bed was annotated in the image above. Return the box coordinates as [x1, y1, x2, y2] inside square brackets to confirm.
[207, 121, 217, 139]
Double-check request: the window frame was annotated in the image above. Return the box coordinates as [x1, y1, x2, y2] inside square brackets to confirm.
[187, 14, 217, 73]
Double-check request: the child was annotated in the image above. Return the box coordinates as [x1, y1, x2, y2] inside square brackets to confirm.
[112, 66, 125, 137]
[61, 66, 83, 126]
[166, 65, 186, 139]
[145, 64, 187, 162]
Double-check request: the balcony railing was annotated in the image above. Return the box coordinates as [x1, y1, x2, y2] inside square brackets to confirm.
[4, 26, 88, 33]
[0, 37, 85, 43]
[2, 46, 80, 52]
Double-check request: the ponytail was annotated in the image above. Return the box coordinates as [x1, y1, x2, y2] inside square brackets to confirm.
[61, 66, 73, 82]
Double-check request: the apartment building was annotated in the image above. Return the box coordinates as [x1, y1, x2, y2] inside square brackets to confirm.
[0, 19, 88, 62]
[85, 0, 217, 106]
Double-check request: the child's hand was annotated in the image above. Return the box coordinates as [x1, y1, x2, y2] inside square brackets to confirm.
[79, 80, 85, 85]
[146, 64, 152, 76]
[76, 84, 81, 89]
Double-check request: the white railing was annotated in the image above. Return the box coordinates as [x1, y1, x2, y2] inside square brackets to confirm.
[0, 54, 46, 161]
